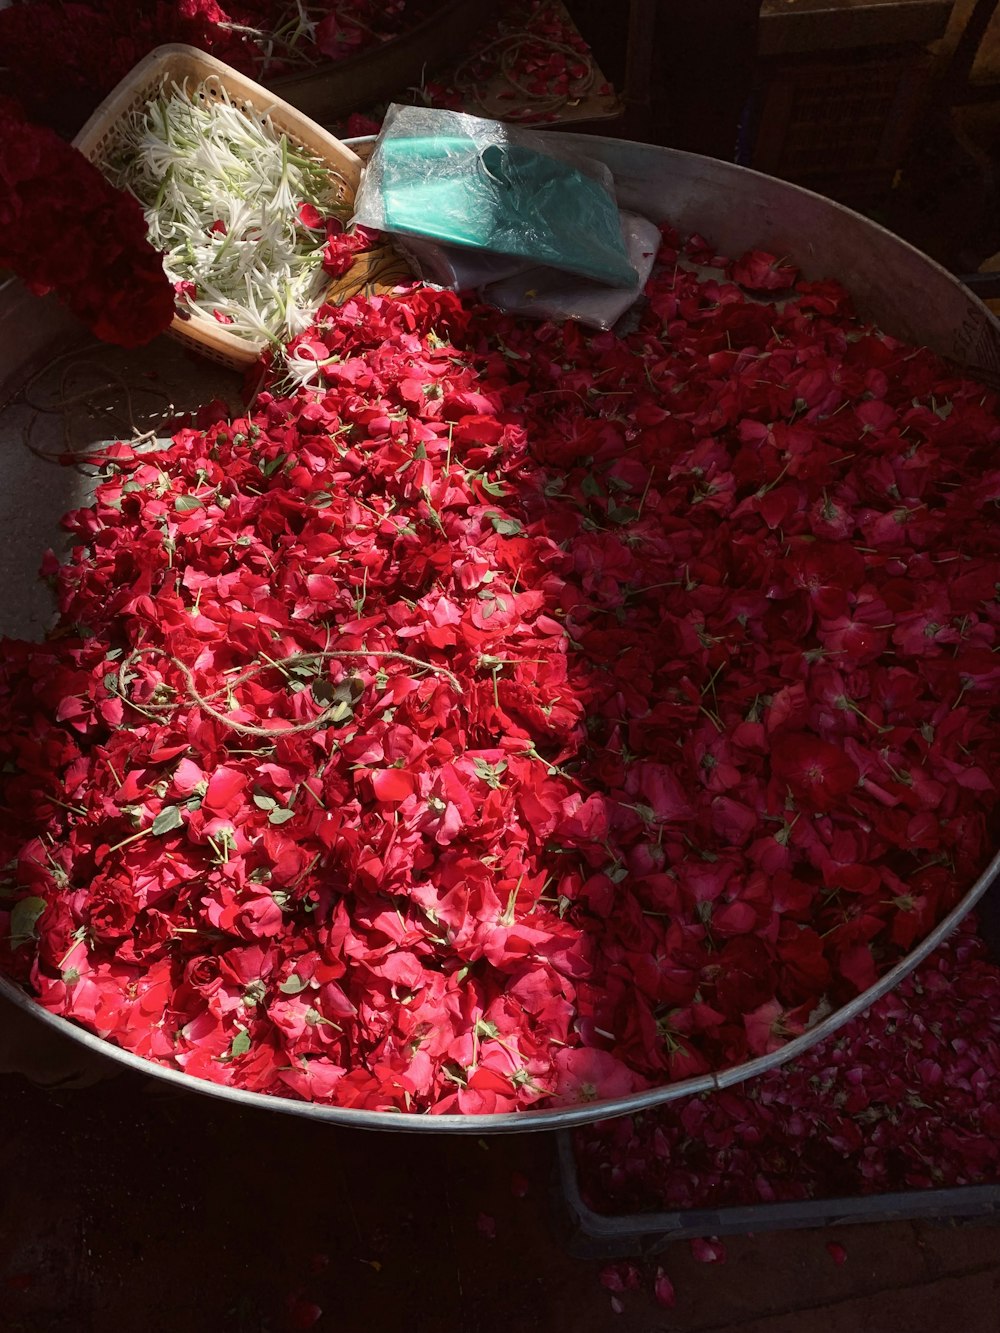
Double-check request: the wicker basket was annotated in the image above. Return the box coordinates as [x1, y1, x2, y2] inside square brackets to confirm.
[73, 44, 364, 370]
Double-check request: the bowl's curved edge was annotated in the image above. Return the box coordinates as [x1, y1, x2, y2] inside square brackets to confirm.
[2, 134, 998, 1130]
[1, 843, 996, 1132]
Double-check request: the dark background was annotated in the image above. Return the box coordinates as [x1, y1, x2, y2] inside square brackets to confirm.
[1, 1068, 1000, 1332]
[6, 5, 1000, 1331]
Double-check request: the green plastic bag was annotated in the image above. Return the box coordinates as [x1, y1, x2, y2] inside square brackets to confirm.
[352, 105, 637, 289]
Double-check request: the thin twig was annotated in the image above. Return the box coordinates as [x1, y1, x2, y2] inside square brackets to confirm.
[117, 647, 463, 738]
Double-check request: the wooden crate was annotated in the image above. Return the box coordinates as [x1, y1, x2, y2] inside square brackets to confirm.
[750, 46, 933, 206]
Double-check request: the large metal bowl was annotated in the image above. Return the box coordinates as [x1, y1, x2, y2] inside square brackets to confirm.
[3, 136, 1000, 1131]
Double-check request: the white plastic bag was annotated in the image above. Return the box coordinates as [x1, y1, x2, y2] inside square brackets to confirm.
[481, 212, 662, 331]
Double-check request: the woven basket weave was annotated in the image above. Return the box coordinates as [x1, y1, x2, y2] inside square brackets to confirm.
[73, 44, 365, 370]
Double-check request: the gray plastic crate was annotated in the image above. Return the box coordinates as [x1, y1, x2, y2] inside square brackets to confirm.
[557, 885, 1000, 1259]
[557, 1134, 1000, 1259]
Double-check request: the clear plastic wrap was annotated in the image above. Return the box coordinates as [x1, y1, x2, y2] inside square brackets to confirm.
[352, 103, 638, 289]
[482, 211, 662, 331]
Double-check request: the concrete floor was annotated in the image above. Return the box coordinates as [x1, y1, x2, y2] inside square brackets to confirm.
[1, 1070, 999, 1333]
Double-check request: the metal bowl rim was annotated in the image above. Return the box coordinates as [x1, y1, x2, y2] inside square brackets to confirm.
[1, 132, 997, 1131]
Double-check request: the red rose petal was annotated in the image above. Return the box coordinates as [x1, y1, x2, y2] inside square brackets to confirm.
[287, 1297, 323, 1330]
[510, 1171, 530, 1198]
[689, 1238, 726, 1264]
[370, 768, 417, 803]
[653, 1268, 676, 1308]
[297, 202, 325, 229]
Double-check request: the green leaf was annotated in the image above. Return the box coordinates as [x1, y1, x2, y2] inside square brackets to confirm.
[279, 974, 307, 995]
[260, 453, 287, 477]
[580, 474, 602, 499]
[478, 476, 507, 497]
[312, 676, 356, 710]
[472, 757, 507, 789]
[268, 807, 295, 825]
[10, 896, 46, 949]
[229, 1028, 251, 1057]
[151, 804, 184, 836]
[252, 790, 277, 811]
[174, 494, 203, 512]
[487, 512, 523, 536]
[608, 502, 639, 525]
[477, 589, 508, 620]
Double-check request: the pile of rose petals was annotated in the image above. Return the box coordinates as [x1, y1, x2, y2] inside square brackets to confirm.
[0, 0, 436, 131]
[3, 225, 1000, 1114]
[0, 98, 174, 348]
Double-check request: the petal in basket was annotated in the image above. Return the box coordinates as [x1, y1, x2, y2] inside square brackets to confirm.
[73, 44, 364, 371]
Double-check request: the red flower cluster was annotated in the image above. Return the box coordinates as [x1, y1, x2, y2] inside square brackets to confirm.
[315, 217, 381, 279]
[0, 1, 243, 131]
[1, 227, 1000, 1114]
[573, 920, 1000, 1211]
[0, 0, 420, 132]
[0, 99, 174, 347]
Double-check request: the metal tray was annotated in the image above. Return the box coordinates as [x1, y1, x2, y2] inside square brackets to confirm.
[3, 135, 1000, 1131]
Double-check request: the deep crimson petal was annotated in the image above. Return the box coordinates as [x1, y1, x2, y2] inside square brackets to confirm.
[770, 734, 860, 808]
